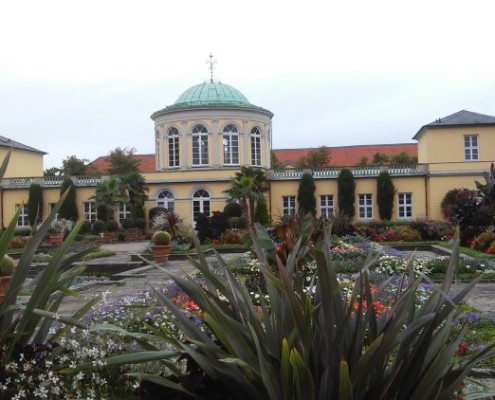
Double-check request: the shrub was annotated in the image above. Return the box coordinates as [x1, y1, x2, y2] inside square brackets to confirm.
[337, 168, 356, 218]
[135, 217, 146, 230]
[394, 225, 422, 242]
[224, 202, 242, 218]
[80, 220, 93, 234]
[411, 219, 454, 241]
[254, 197, 271, 225]
[58, 177, 78, 221]
[93, 219, 106, 234]
[377, 171, 396, 220]
[195, 213, 212, 243]
[297, 172, 316, 216]
[121, 218, 134, 229]
[106, 220, 119, 232]
[212, 230, 244, 245]
[472, 231, 495, 252]
[27, 183, 43, 226]
[13, 227, 31, 237]
[148, 207, 167, 227]
[210, 211, 228, 239]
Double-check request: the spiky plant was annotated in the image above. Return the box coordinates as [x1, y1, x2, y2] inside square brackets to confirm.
[69, 218, 495, 399]
[0, 255, 15, 276]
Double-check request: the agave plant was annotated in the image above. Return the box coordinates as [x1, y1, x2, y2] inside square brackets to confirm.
[0, 151, 100, 362]
[68, 216, 495, 399]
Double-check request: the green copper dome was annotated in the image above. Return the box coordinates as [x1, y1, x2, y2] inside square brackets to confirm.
[174, 82, 252, 107]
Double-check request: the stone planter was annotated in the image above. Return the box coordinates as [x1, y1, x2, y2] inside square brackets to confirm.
[48, 232, 64, 245]
[151, 244, 171, 263]
[0, 275, 13, 302]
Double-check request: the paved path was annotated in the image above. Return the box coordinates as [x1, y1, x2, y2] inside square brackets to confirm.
[56, 242, 495, 317]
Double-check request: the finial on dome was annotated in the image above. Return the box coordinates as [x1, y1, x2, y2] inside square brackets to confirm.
[206, 53, 217, 83]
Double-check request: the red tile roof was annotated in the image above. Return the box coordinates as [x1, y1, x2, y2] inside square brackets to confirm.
[273, 143, 418, 167]
[89, 154, 156, 174]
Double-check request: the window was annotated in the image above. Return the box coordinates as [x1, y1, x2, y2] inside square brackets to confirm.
[168, 127, 180, 168]
[118, 203, 131, 222]
[192, 125, 209, 166]
[223, 124, 239, 165]
[157, 190, 174, 212]
[193, 189, 210, 225]
[464, 135, 479, 160]
[398, 193, 412, 219]
[251, 126, 262, 167]
[16, 204, 29, 227]
[282, 196, 296, 216]
[359, 194, 373, 219]
[83, 202, 97, 222]
[320, 195, 334, 218]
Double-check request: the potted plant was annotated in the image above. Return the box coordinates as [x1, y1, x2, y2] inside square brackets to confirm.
[104, 220, 119, 243]
[48, 218, 74, 245]
[151, 231, 171, 263]
[0, 255, 15, 302]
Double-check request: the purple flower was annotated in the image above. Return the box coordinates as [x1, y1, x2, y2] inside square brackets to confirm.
[464, 312, 480, 324]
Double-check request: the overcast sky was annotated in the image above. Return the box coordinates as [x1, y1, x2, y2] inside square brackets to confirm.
[1, 0, 495, 170]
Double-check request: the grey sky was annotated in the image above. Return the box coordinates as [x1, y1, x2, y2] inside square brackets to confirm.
[1, 0, 495, 169]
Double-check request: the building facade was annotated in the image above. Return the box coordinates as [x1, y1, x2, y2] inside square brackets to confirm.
[0, 79, 493, 229]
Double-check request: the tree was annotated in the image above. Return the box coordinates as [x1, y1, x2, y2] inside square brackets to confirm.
[254, 196, 271, 225]
[120, 172, 149, 219]
[372, 153, 389, 165]
[58, 178, 78, 221]
[271, 151, 284, 170]
[27, 184, 43, 226]
[390, 152, 418, 165]
[226, 176, 258, 227]
[107, 147, 141, 175]
[298, 146, 331, 168]
[91, 178, 129, 221]
[297, 172, 316, 216]
[337, 168, 355, 218]
[355, 156, 369, 166]
[475, 162, 495, 212]
[61, 155, 88, 176]
[377, 171, 396, 220]
[44, 167, 61, 177]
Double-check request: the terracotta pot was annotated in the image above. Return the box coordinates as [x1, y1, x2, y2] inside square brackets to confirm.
[48, 231, 64, 245]
[0, 275, 13, 302]
[151, 244, 171, 263]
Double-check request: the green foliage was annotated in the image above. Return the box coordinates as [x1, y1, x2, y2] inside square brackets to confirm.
[390, 151, 417, 165]
[271, 151, 284, 169]
[297, 172, 316, 216]
[91, 177, 128, 222]
[80, 220, 93, 234]
[254, 196, 271, 225]
[376, 171, 396, 220]
[58, 178, 79, 221]
[472, 231, 495, 252]
[61, 155, 88, 176]
[135, 217, 146, 230]
[106, 147, 141, 175]
[106, 220, 119, 232]
[93, 219, 106, 234]
[152, 231, 171, 245]
[27, 183, 43, 226]
[372, 152, 389, 164]
[338, 168, 356, 218]
[0, 255, 15, 275]
[120, 172, 149, 218]
[224, 202, 242, 218]
[298, 146, 331, 168]
[74, 221, 495, 399]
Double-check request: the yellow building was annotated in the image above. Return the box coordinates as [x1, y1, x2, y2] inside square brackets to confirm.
[0, 76, 493, 230]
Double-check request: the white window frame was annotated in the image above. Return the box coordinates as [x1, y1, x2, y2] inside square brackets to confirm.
[192, 125, 209, 166]
[168, 127, 180, 168]
[358, 194, 373, 220]
[83, 201, 97, 222]
[320, 195, 334, 218]
[397, 193, 412, 219]
[282, 196, 296, 216]
[16, 204, 29, 227]
[223, 124, 239, 165]
[464, 134, 479, 161]
[118, 203, 131, 222]
[157, 190, 175, 212]
[192, 189, 211, 225]
[251, 126, 262, 167]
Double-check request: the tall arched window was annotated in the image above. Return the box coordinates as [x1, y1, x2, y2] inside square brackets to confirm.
[251, 126, 262, 166]
[192, 189, 210, 224]
[157, 190, 174, 212]
[168, 127, 179, 168]
[223, 124, 239, 165]
[192, 124, 209, 166]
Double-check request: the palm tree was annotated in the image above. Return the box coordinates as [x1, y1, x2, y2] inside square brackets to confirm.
[120, 172, 149, 219]
[91, 178, 129, 221]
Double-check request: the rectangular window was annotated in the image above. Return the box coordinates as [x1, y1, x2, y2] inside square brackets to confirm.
[398, 193, 412, 219]
[282, 196, 296, 216]
[358, 194, 373, 219]
[192, 134, 209, 166]
[223, 134, 239, 165]
[251, 135, 261, 166]
[83, 202, 97, 222]
[464, 135, 479, 160]
[168, 135, 179, 168]
[16, 204, 29, 227]
[118, 203, 131, 222]
[320, 195, 334, 218]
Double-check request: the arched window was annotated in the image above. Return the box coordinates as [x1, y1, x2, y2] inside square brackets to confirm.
[192, 189, 210, 224]
[223, 124, 239, 165]
[251, 126, 262, 166]
[192, 124, 209, 166]
[168, 127, 179, 168]
[157, 190, 174, 212]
